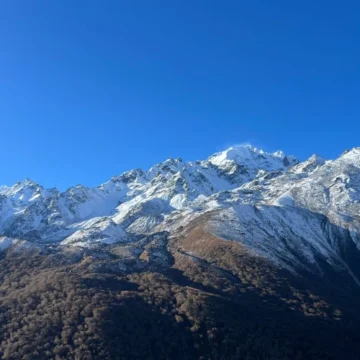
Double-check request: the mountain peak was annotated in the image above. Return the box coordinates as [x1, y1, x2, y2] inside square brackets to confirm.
[21, 178, 40, 187]
[7, 178, 42, 193]
[338, 147, 360, 166]
[291, 154, 325, 174]
[308, 154, 326, 163]
[208, 145, 264, 165]
[272, 150, 285, 158]
[208, 144, 298, 170]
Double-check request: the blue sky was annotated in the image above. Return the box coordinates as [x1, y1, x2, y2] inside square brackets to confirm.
[1, 1, 359, 190]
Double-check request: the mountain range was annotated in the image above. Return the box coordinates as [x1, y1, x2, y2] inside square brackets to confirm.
[1, 144, 360, 359]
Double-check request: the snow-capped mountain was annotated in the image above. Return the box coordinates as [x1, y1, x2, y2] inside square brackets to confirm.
[1, 144, 360, 283]
[0, 145, 296, 243]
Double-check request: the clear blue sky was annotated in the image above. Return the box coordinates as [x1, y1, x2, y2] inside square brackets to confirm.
[1, 1, 359, 190]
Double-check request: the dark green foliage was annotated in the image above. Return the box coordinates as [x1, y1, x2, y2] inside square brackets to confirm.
[0, 241, 359, 360]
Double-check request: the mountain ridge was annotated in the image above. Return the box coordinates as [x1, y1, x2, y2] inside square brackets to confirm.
[0, 144, 299, 245]
[1, 144, 360, 277]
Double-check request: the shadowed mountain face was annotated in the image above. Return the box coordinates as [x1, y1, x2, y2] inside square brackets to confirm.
[1, 145, 360, 359]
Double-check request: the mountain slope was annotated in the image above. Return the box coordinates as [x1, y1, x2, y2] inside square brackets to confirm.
[1, 144, 360, 359]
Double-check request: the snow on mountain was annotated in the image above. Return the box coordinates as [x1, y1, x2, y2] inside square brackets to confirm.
[0, 236, 41, 252]
[157, 200, 360, 280]
[231, 148, 360, 233]
[291, 154, 326, 174]
[61, 217, 129, 247]
[1, 144, 360, 279]
[208, 144, 298, 170]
